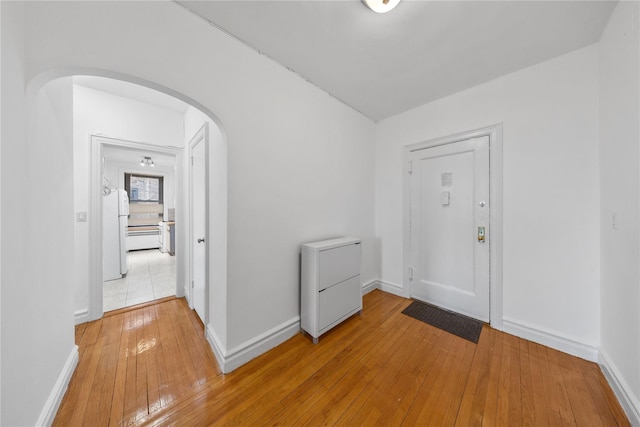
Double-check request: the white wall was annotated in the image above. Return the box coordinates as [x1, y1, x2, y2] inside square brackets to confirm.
[1, 2, 77, 424]
[375, 46, 601, 352]
[73, 84, 185, 321]
[74, 84, 185, 146]
[27, 0, 375, 357]
[0, 3, 3, 419]
[598, 1, 640, 421]
[1, 4, 28, 423]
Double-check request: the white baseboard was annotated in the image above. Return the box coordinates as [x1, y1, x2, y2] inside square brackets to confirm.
[206, 280, 386, 374]
[374, 282, 638, 423]
[362, 279, 378, 295]
[502, 317, 598, 362]
[74, 309, 89, 325]
[206, 316, 300, 374]
[175, 282, 186, 299]
[36, 345, 78, 427]
[183, 285, 192, 306]
[377, 280, 409, 298]
[205, 326, 227, 373]
[599, 349, 640, 425]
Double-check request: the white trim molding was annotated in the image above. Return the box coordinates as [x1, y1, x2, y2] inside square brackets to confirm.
[503, 317, 598, 362]
[374, 280, 409, 298]
[362, 279, 379, 295]
[206, 316, 300, 374]
[402, 124, 503, 330]
[599, 349, 640, 425]
[74, 309, 89, 325]
[206, 326, 227, 372]
[36, 345, 79, 427]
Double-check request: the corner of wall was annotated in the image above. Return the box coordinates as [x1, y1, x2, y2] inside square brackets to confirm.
[206, 316, 300, 374]
[597, 0, 640, 421]
[35, 345, 78, 427]
[599, 348, 640, 425]
[74, 309, 89, 325]
[362, 279, 379, 295]
[375, 280, 409, 298]
[205, 325, 227, 373]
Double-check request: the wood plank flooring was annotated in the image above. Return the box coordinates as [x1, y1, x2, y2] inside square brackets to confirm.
[53, 291, 629, 426]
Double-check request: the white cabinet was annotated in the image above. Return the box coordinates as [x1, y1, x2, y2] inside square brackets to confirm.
[301, 237, 362, 343]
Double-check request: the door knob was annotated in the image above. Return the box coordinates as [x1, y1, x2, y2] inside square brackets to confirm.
[479, 201, 486, 207]
[197, 238, 205, 243]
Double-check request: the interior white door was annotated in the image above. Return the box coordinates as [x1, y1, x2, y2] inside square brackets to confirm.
[409, 136, 490, 321]
[190, 125, 208, 324]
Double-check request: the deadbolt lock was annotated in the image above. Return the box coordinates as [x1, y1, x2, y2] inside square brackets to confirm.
[478, 226, 486, 243]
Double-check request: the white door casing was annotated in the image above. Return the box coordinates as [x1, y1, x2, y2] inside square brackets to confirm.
[409, 136, 490, 321]
[403, 125, 503, 328]
[189, 123, 209, 324]
[89, 135, 183, 321]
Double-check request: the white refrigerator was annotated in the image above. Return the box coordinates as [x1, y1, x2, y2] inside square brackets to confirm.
[103, 189, 129, 281]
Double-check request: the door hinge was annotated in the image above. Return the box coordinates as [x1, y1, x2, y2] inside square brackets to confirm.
[408, 267, 414, 280]
[191, 156, 194, 166]
[408, 160, 413, 175]
[191, 280, 194, 289]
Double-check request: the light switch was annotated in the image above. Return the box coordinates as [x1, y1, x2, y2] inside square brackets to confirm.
[440, 191, 450, 206]
[77, 211, 87, 222]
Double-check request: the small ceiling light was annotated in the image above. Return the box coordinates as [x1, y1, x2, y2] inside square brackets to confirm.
[141, 156, 154, 167]
[362, 0, 401, 14]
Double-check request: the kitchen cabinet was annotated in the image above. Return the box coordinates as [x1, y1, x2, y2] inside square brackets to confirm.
[301, 237, 362, 343]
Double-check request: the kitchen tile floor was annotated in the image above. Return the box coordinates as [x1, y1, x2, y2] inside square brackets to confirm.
[103, 249, 176, 312]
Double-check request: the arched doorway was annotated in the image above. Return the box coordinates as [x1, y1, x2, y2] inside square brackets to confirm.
[30, 68, 228, 332]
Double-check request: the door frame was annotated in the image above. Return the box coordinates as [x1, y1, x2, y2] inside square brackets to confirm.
[188, 123, 210, 325]
[402, 124, 503, 329]
[89, 135, 184, 321]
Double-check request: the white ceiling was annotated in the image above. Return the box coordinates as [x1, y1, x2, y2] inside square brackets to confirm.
[103, 145, 177, 169]
[176, 0, 616, 122]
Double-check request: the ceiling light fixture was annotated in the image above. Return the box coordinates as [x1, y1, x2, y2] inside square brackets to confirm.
[362, 0, 401, 14]
[140, 156, 154, 167]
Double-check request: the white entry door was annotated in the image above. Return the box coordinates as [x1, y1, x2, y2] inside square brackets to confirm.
[409, 136, 490, 321]
[190, 124, 208, 324]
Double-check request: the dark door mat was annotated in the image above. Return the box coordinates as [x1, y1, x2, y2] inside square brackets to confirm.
[402, 300, 483, 343]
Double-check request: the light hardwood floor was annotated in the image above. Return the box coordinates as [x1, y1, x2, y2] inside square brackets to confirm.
[53, 290, 629, 426]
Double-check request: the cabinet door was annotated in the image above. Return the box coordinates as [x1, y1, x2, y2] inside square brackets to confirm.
[318, 275, 361, 331]
[318, 243, 360, 291]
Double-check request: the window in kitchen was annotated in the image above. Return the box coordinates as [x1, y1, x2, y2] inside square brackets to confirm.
[125, 173, 163, 203]
[125, 173, 164, 227]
